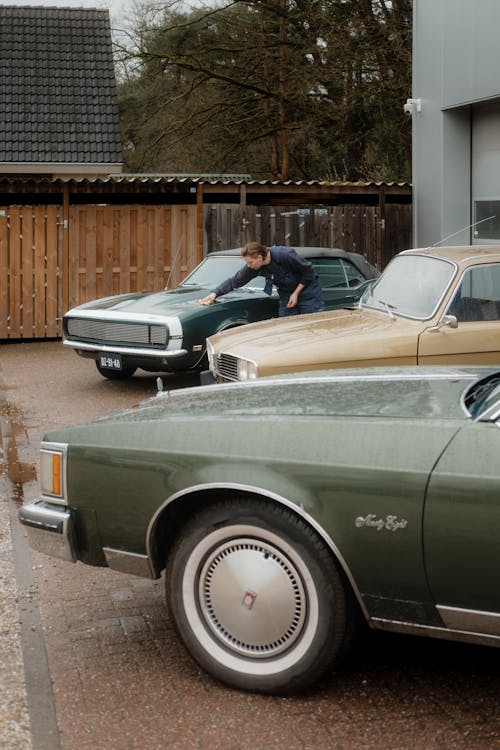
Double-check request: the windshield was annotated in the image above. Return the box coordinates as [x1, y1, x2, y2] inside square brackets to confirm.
[360, 254, 456, 319]
[180, 256, 266, 290]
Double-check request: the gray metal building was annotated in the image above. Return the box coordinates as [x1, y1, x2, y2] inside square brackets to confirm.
[411, 0, 500, 247]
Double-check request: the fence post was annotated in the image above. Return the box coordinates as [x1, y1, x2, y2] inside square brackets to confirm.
[62, 182, 70, 314]
[377, 187, 386, 270]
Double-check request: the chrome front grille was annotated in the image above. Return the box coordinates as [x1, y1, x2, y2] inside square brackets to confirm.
[65, 317, 168, 349]
[213, 353, 239, 381]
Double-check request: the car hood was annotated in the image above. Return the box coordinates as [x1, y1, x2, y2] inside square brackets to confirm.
[208, 307, 426, 372]
[65, 286, 266, 319]
[43, 366, 491, 450]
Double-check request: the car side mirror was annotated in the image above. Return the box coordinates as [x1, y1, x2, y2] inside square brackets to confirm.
[427, 314, 458, 333]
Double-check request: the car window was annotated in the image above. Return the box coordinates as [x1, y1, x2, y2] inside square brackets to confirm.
[446, 263, 500, 321]
[180, 257, 266, 290]
[361, 254, 456, 319]
[313, 259, 347, 288]
[342, 260, 366, 287]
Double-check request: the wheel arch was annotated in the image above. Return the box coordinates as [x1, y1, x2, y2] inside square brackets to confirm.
[215, 318, 248, 333]
[146, 482, 368, 620]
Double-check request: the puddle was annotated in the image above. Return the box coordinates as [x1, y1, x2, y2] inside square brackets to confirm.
[0, 401, 37, 503]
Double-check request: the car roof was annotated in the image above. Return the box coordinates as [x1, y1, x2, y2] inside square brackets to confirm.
[401, 245, 500, 263]
[208, 246, 365, 261]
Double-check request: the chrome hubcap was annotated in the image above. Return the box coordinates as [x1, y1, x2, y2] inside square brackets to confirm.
[199, 537, 306, 657]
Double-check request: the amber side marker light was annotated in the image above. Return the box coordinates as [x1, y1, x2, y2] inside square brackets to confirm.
[40, 445, 66, 499]
[51, 453, 61, 496]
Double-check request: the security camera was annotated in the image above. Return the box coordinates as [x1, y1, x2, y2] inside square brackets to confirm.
[403, 98, 422, 115]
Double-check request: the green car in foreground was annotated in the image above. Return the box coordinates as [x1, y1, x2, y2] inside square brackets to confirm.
[20, 365, 500, 694]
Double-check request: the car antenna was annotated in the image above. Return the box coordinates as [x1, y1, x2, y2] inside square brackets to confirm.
[432, 215, 495, 246]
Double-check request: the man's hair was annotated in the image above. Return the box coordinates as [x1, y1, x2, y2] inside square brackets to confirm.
[241, 242, 268, 259]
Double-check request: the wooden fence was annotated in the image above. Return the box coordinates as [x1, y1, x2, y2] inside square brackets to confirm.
[1, 199, 411, 340]
[204, 204, 412, 270]
[0, 204, 198, 339]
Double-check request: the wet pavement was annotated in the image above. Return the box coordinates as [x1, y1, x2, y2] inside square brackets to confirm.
[1, 340, 500, 750]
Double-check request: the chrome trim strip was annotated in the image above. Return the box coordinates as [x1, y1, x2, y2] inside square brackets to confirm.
[210, 368, 480, 388]
[437, 605, 500, 636]
[447, 252, 500, 263]
[63, 340, 188, 358]
[146, 481, 370, 620]
[371, 617, 500, 648]
[401, 249, 500, 263]
[103, 547, 153, 578]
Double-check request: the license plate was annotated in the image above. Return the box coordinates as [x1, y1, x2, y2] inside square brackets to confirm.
[98, 354, 123, 370]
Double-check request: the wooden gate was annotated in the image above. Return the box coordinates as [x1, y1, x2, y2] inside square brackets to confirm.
[0, 204, 198, 340]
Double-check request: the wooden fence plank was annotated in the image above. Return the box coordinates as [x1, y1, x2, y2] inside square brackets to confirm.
[68, 207, 79, 311]
[157, 206, 167, 286]
[46, 205, 60, 337]
[85, 206, 97, 301]
[136, 206, 147, 292]
[119, 206, 130, 293]
[162, 207, 174, 288]
[21, 208, 34, 337]
[102, 206, 113, 297]
[129, 206, 138, 292]
[169, 207, 183, 289]
[34, 207, 47, 337]
[8, 208, 21, 337]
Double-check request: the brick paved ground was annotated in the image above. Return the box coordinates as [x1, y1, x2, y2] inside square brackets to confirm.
[1, 341, 500, 750]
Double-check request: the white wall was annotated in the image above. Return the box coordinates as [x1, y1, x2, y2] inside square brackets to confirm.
[412, 0, 500, 247]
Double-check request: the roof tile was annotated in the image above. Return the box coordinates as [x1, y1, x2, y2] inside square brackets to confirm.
[0, 6, 122, 167]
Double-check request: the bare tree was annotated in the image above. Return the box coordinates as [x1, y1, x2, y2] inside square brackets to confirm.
[116, 0, 412, 181]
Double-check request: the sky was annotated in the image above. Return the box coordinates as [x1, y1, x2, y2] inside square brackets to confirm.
[0, 0, 135, 23]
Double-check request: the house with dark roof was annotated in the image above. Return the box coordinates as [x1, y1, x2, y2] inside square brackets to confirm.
[0, 5, 123, 177]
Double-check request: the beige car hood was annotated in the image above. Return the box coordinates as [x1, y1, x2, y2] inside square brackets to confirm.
[209, 307, 427, 374]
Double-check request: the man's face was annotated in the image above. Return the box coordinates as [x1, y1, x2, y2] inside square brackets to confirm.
[244, 253, 265, 270]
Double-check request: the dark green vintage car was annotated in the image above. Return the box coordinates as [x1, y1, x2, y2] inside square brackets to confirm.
[19, 365, 500, 694]
[62, 247, 378, 379]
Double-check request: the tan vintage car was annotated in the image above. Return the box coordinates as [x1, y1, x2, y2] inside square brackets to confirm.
[206, 246, 500, 382]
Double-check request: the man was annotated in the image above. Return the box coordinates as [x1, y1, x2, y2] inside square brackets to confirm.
[200, 242, 324, 316]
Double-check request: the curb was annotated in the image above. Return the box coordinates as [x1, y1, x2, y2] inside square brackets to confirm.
[0, 369, 60, 750]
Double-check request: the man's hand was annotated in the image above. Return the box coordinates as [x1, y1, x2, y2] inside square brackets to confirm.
[200, 293, 217, 306]
[287, 291, 299, 308]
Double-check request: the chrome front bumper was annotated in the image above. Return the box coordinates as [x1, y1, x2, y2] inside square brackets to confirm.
[19, 500, 76, 563]
[63, 339, 188, 359]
